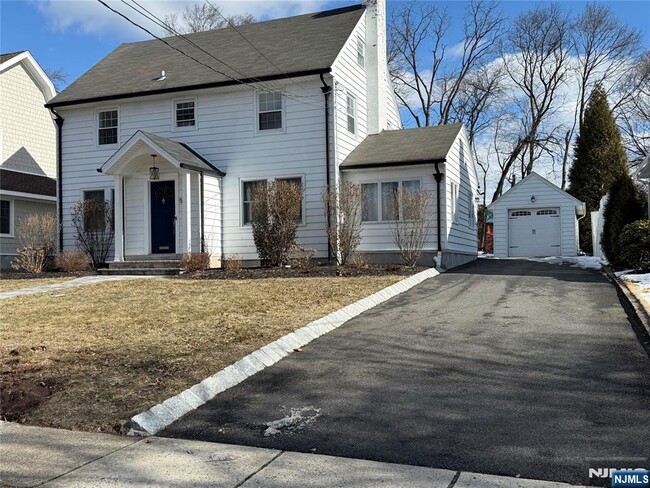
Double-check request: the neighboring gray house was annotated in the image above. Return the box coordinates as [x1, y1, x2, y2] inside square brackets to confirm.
[0, 51, 57, 269]
[46, 1, 478, 271]
[488, 172, 586, 258]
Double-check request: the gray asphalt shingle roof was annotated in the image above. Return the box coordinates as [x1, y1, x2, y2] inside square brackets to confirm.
[0, 51, 26, 64]
[341, 124, 464, 169]
[48, 5, 365, 107]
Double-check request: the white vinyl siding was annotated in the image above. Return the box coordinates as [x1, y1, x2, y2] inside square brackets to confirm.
[489, 173, 581, 257]
[203, 174, 222, 261]
[57, 78, 329, 261]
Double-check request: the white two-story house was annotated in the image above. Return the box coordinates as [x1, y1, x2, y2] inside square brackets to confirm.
[46, 1, 478, 271]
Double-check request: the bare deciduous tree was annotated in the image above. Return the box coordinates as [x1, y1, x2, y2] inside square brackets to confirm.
[388, 0, 504, 130]
[162, 3, 255, 35]
[71, 200, 114, 269]
[492, 4, 571, 201]
[391, 188, 434, 266]
[616, 52, 650, 165]
[43, 68, 67, 92]
[323, 183, 364, 266]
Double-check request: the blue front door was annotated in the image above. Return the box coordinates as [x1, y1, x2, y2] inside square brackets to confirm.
[150, 180, 176, 254]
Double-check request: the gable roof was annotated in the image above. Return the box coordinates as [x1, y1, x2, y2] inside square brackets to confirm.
[0, 51, 25, 64]
[47, 5, 365, 108]
[100, 131, 224, 176]
[0, 51, 56, 101]
[340, 124, 464, 169]
[0, 169, 56, 197]
[487, 172, 583, 209]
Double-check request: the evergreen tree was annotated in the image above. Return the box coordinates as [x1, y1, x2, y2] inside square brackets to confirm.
[601, 174, 647, 265]
[568, 85, 629, 253]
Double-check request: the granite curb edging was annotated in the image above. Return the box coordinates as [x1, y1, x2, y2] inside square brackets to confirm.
[128, 267, 440, 436]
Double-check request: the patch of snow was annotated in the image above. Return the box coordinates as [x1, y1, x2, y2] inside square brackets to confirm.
[478, 253, 499, 259]
[614, 270, 633, 277]
[263, 406, 321, 437]
[622, 273, 650, 309]
[527, 256, 606, 270]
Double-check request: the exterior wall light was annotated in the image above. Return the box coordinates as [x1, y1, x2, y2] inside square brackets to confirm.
[530, 195, 536, 204]
[149, 154, 160, 180]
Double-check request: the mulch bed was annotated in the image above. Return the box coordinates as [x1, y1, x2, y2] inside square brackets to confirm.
[177, 264, 428, 280]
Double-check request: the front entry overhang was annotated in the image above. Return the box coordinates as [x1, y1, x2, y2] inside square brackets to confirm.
[98, 130, 225, 177]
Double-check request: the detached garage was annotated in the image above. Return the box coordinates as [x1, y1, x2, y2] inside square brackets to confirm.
[488, 172, 586, 257]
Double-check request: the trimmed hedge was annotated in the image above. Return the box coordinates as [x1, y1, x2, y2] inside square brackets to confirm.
[619, 220, 650, 271]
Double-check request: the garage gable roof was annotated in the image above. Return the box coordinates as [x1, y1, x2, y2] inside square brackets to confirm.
[488, 172, 582, 209]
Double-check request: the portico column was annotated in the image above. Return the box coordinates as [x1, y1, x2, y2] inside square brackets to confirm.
[184, 172, 192, 253]
[113, 175, 124, 261]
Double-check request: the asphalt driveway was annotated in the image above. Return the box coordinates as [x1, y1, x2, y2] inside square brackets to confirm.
[162, 259, 650, 485]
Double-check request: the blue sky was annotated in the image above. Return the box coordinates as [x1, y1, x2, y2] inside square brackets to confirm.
[1, 0, 649, 91]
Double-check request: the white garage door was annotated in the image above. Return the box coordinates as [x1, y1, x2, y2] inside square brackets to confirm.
[508, 208, 561, 257]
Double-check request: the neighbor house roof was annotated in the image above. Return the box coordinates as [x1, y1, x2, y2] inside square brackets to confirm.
[47, 5, 365, 108]
[340, 124, 464, 169]
[0, 51, 25, 64]
[0, 168, 56, 197]
[637, 153, 650, 179]
[100, 130, 225, 176]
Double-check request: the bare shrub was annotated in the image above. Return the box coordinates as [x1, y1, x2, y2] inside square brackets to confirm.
[55, 251, 89, 273]
[71, 200, 114, 269]
[289, 244, 316, 272]
[322, 183, 364, 266]
[11, 213, 58, 274]
[348, 252, 369, 269]
[251, 180, 303, 266]
[223, 254, 243, 274]
[391, 188, 434, 266]
[180, 252, 210, 273]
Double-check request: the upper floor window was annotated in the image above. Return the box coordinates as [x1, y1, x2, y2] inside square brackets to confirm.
[258, 92, 283, 131]
[175, 100, 196, 128]
[0, 200, 12, 235]
[356, 37, 365, 67]
[346, 94, 356, 134]
[98, 109, 118, 145]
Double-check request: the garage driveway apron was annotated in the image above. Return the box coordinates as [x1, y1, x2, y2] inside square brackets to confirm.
[161, 259, 650, 486]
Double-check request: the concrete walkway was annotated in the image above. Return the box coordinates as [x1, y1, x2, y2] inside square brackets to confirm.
[0, 275, 161, 300]
[0, 422, 586, 488]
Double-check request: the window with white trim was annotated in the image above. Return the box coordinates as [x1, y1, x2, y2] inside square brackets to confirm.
[362, 180, 422, 222]
[258, 92, 283, 131]
[83, 190, 106, 231]
[175, 99, 196, 127]
[0, 200, 11, 235]
[346, 94, 356, 134]
[451, 183, 459, 222]
[98, 109, 118, 145]
[277, 177, 304, 222]
[242, 180, 266, 225]
[459, 139, 465, 166]
[356, 37, 365, 67]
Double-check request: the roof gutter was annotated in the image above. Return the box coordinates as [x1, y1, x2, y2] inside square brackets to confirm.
[46, 68, 332, 109]
[341, 158, 446, 171]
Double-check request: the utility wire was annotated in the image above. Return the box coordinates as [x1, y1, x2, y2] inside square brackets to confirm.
[97, 0, 314, 105]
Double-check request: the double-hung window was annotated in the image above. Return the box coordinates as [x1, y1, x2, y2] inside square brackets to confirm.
[175, 100, 196, 127]
[356, 37, 365, 67]
[242, 180, 266, 225]
[98, 109, 118, 145]
[0, 200, 11, 235]
[362, 180, 422, 222]
[258, 92, 283, 131]
[83, 190, 105, 231]
[451, 183, 459, 222]
[346, 94, 356, 134]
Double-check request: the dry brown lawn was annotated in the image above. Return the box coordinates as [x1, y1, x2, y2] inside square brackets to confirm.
[0, 277, 74, 293]
[1, 275, 404, 433]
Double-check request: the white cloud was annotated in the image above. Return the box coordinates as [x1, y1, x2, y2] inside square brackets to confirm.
[34, 0, 331, 41]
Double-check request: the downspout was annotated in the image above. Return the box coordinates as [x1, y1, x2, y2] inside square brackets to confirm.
[433, 162, 443, 254]
[320, 73, 332, 263]
[50, 109, 64, 251]
[200, 172, 205, 253]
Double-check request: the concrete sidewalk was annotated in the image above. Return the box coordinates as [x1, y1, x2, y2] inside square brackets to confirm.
[0, 275, 161, 300]
[0, 422, 586, 488]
